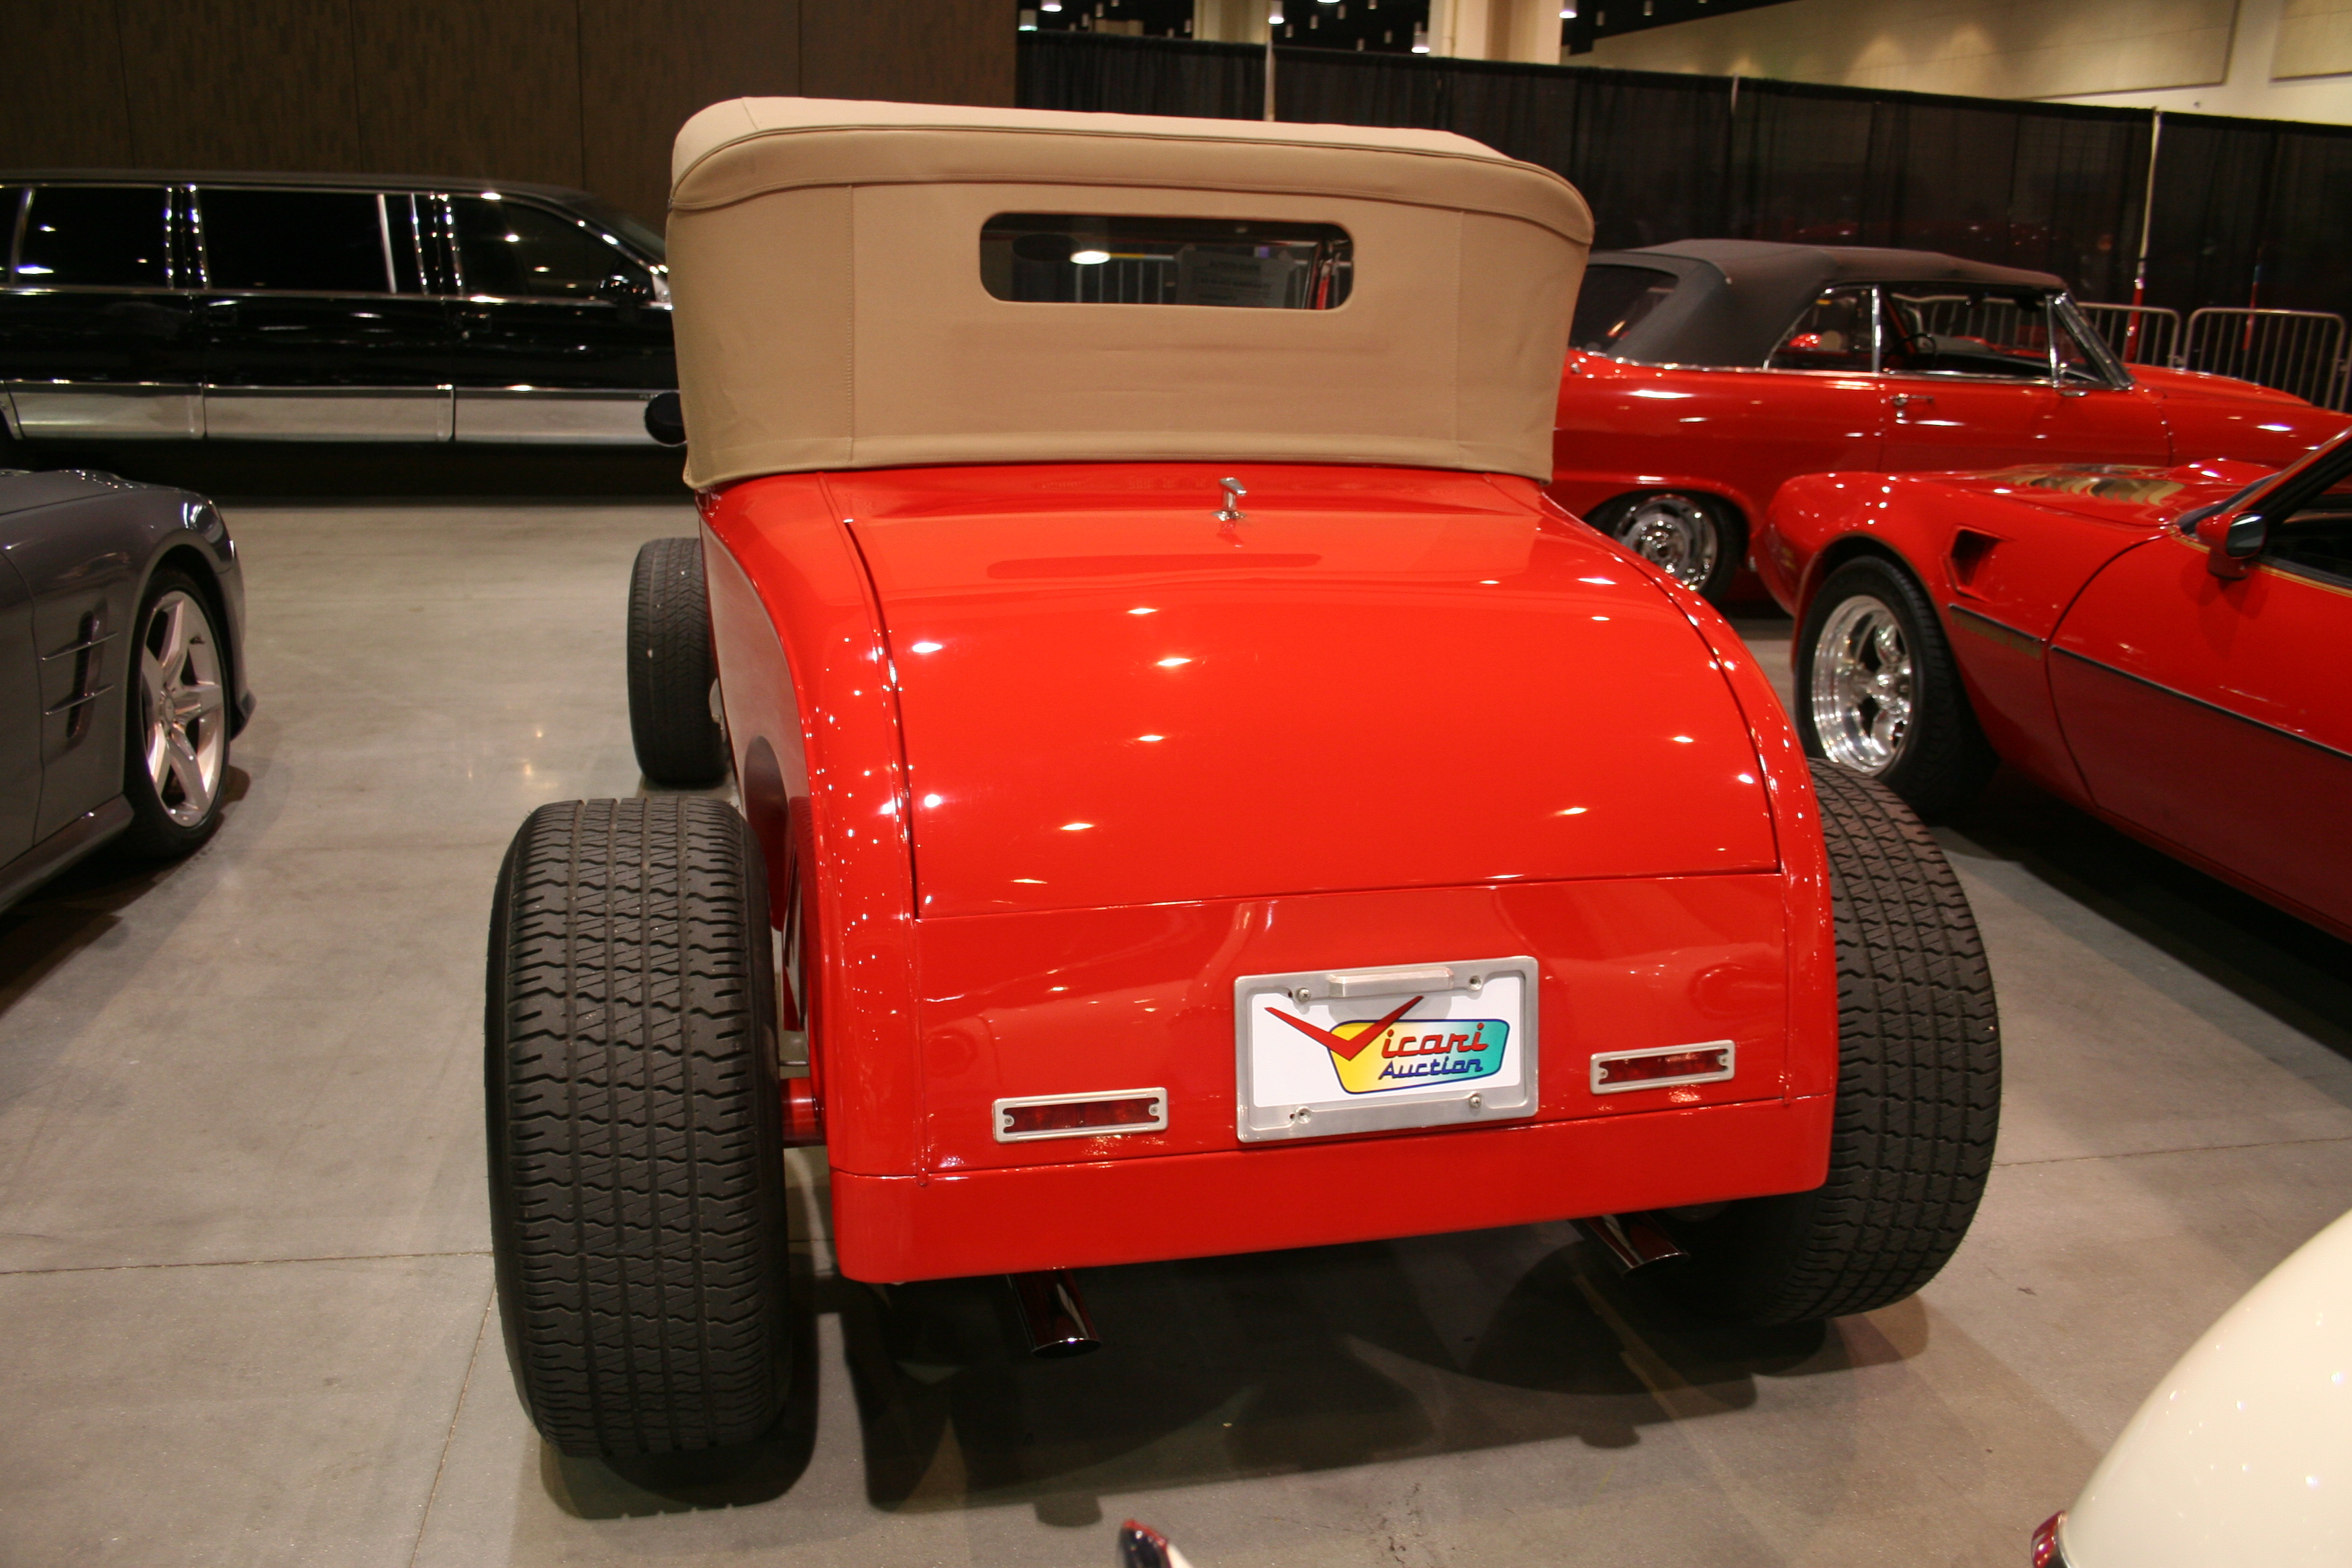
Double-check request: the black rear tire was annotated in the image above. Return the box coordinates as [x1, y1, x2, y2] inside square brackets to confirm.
[1794, 556, 1996, 819]
[1657, 762, 2000, 1326]
[626, 537, 728, 787]
[485, 797, 789, 1458]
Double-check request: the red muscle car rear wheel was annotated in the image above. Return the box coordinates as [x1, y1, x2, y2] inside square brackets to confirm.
[484, 797, 790, 1457]
[1659, 763, 2000, 1326]
[1594, 491, 1745, 602]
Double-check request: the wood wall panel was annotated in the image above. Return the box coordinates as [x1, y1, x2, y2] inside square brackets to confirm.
[350, 0, 584, 187]
[115, 0, 364, 170]
[0, 2, 136, 166]
[0, 0, 1014, 222]
[802, 0, 1014, 109]
[580, 0, 801, 226]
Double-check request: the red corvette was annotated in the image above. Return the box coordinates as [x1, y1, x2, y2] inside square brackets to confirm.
[1550, 239, 2350, 600]
[481, 101, 1999, 1463]
[1761, 438, 2352, 941]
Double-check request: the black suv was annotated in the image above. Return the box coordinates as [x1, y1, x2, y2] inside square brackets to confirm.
[1, 173, 673, 446]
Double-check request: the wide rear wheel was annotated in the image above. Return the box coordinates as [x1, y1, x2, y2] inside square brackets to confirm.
[1657, 761, 2000, 1326]
[626, 536, 728, 786]
[485, 796, 789, 1457]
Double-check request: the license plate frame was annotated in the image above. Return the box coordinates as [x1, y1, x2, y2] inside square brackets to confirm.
[1233, 957, 1538, 1143]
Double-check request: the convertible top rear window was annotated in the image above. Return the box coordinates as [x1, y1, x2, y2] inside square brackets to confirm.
[980, 214, 1352, 309]
[1571, 263, 1677, 352]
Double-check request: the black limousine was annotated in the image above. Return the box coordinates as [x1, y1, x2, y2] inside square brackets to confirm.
[1, 172, 673, 446]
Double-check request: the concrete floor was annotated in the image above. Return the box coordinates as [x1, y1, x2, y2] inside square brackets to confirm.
[4, 502, 2349, 1568]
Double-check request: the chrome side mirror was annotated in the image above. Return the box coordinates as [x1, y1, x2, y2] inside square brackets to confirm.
[2195, 507, 2267, 579]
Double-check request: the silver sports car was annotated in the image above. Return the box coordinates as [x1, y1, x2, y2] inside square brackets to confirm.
[1, 467, 252, 910]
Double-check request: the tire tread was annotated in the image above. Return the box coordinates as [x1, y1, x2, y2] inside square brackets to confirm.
[485, 796, 785, 1457]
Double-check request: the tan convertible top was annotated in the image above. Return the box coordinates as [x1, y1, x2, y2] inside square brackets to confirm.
[667, 99, 1591, 487]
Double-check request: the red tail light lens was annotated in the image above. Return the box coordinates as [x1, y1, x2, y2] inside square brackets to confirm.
[1590, 1042, 1734, 1093]
[993, 1089, 1169, 1142]
[2030, 1511, 2066, 1567]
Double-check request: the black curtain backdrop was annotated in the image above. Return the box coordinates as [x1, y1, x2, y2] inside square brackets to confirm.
[1017, 31, 2352, 322]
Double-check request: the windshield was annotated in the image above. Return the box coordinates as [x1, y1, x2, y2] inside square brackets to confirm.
[1571, 264, 1678, 354]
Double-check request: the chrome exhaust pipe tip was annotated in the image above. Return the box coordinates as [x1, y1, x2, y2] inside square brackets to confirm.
[1009, 1269, 1101, 1358]
[1574, 1211, 1689, 1274]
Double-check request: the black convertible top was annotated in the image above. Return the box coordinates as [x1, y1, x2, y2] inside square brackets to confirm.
[1591, 239, 2067, 368]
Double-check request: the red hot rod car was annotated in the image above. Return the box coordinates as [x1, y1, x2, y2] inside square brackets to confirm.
[1551, 240, 2351, 599]
[483, 101, 2001, 1461]
[1763, 438, 2352, 942]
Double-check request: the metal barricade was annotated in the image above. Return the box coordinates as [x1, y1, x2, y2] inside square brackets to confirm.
[2179, 308, 2349, 408]
[1075, 254, 1179, 304]
[2075, 303, 2182, 368]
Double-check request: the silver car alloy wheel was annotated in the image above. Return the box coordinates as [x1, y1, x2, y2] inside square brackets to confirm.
[1614, 493, 1718, 591]
[1810, 593, 1914, 775]
[140, 590, 228, 827]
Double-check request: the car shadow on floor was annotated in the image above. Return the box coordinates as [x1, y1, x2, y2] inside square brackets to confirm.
[532, 1208, 1923, 1520]
[0, 767, 254, 1022]
[1946, 768, 2352, 1057]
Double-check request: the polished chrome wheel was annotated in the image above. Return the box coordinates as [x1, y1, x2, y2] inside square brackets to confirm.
[139, 590, 228, 828]
[1613, 494, 1719, 591]
[1809, 593, 1913, 774]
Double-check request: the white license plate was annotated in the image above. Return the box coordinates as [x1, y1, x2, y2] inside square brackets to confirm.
[1233, 957, 1538, 1142]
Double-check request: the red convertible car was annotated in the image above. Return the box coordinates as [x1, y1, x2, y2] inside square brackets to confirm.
[1763, 438, 2352, 941]
[483, 101, 2000, 1461]
[1551, 239, 2351, 599]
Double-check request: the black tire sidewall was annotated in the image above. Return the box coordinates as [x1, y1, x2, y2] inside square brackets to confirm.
[1655, 762, 2000, 1326]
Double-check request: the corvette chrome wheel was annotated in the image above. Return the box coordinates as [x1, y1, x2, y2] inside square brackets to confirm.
[1809, 593, 1912, 775]
[1613, 493, 1719, 591]
[139, 589, 228, 828]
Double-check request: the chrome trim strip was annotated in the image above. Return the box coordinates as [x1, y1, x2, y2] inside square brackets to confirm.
[375, 192, 397, 294]
[44, 683, 113, 716]
[2050, 644, 2352, 765]
[201, 385, 454, 442]
[403, 193, 429, 293]
[451, 387, 663, 444]
[6, 184, 27, 281]
[40, 629, 119, 660]
[5, 384, 202, 438]
[1947, 603, 2045, 660]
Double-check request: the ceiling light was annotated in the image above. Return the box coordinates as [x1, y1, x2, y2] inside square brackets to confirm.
[1071, 248, 1111, 264]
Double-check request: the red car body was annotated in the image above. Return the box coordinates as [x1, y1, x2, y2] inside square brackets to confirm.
[1761, 447, 2352, 941]
[1546, 242, 2351, 597]
[701, 460, 1836, 1281]
[1550, 352, 2343, 541]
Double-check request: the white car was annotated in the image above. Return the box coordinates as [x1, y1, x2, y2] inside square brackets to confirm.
[2037, 1207, 2352, 1565]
